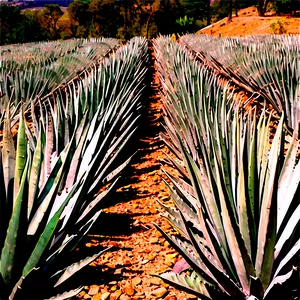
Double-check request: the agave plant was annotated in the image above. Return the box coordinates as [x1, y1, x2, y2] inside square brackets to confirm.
[154, 36, 300, 299]
[0, 108, 107, 299]
[0, 38, 120, 126]
[180, 34, 300, 134]
[0, 37, 148, 299]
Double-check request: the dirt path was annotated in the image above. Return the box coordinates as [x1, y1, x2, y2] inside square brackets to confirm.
[75, 47, 194, 300]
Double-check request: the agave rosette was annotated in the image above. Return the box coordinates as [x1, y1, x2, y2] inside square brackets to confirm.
[0, 38, 120, 126]
[0, 37, 148, 299]
[180, 34, 300, 133]
[153, 36, 299, 299]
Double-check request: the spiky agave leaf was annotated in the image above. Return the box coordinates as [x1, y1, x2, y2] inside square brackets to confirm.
[0, 38, 120, 126]
[1, 37, 148, 299]
[180, 34, 300, 133]
[154, 36, 300, 299]
[155, 272, 214, 299]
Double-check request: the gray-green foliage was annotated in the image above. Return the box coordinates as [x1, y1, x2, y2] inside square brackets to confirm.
[153, 36, 299, 299]
[0, 38, 120, 126]
[180, 34, 300, 134]
[0, 36, 148, 299]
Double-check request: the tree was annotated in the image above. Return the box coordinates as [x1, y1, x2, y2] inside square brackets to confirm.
[0, 4, 26, 44]
[23, 10, 48, 42]
[67, 0, 90, 37]
[89, 0, 120, 37]
[40, 4, 64, 39]
[145, 1, 160, 39]
[116, 0, 145, 40]
[211, 0, 228, 22]
[274, 0, 298, 15]
[257, 0, 269, 16]
[154, 0, 183, 35]
[184, 0, 211, 27]
[227, 0, 233, 22]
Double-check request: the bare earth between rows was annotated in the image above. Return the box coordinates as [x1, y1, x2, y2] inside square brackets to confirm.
[74, 61, 194, 300]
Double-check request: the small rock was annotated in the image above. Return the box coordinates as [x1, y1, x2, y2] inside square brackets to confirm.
[108, 281, 117, 285]
[165, 253, 177, 267]
[165, 296, 177, 300]
[141, 259, 149, 265]
[149, 277, 163, 286]
[151, 287, 168, 298]
[123, 259, 131, 266]
[110, 285, 118, 292]
[110, 290, 122, 300]
[92, 294, 101, 300]
[78, 291, 86, 298]
[155, 231, 162, 237]
[164, 241, 170, 248]
[135, 291, 146, 298]
[164, 223, 171, 230]
[150, 208, 157, 214]
[123, 285, 135, 296]
[186, 293, 198, 299]
[148, 253, 157, 261]
[165, 258, 175, 267]
[114, 268, 123, 275]
[149, 237, 159, 244]
[105, 253, 113, 259]
[89, 286, 99, 296]
[101, 292, 110, 300]
[166, 253, 178, 259]
[132, 276, 142, 287]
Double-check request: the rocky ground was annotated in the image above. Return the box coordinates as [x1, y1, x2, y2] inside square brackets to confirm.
[75, 48, 194, 300]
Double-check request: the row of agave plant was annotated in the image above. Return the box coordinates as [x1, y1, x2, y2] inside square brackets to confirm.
[0, 37, 120, 125]
[0, 36, 148, 299]
[153, 36, 299, 299]
[179, 34, 300, 134]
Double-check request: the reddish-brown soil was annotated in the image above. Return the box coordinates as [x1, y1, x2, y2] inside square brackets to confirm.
[75, 50, 194, 300]
[198, 6, 300, 36]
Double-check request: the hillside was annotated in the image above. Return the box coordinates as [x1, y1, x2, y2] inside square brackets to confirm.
[198, 6, 300, 36]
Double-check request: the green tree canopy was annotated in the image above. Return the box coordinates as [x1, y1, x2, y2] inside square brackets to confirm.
[67, 0, 90, 37]
[154, 0, 184, 34]
[0, 4, 26, 44]
[22, 10, 48, 41]
[89, 0, 121, 37]
[40, 4, 64, 39]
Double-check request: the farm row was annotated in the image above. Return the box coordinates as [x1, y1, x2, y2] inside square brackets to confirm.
[0, 37, 148, 299]
[153, 35, 299, 299]
[0, 34, 299, 299]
